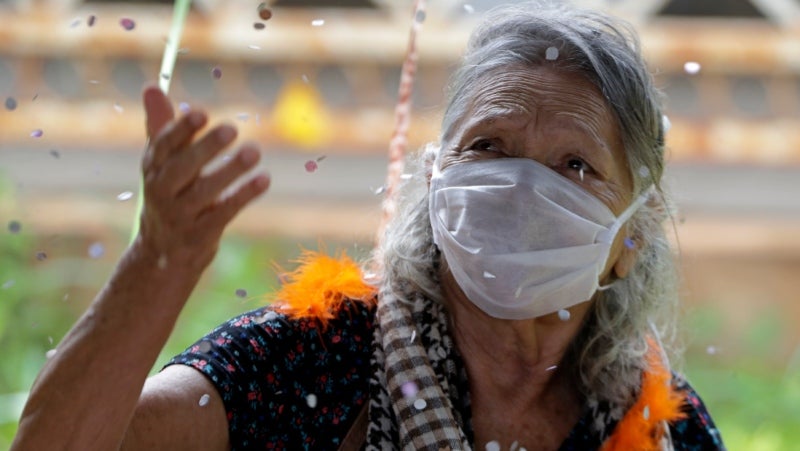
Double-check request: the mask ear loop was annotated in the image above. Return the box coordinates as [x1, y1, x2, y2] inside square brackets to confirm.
[596, 187, 654, 292]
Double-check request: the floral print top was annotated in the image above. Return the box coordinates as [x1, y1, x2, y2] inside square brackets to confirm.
[167, 301, 725, 450]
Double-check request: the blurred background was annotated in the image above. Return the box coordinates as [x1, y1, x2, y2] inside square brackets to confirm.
[1, 0, 799, 448]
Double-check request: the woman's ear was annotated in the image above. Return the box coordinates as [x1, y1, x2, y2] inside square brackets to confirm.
[613, 235, 639, 279]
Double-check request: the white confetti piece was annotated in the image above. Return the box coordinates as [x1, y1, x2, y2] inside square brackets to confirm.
[409, 330, 416, 344]
[46, 349, 57, 359]
[2, 280, 14, 289]
[199, 393, 210, 406]
[638, 165, 651, 179]
[305, 393, 318, 408]
[113, 102, 124, 113]
[311, 19, 325, 27]
[545, 46, 559, 60]
[706, 345, 717, 355]
[545, 365, 558, 372]
[483, 271, 496, 279]
[412, 398, 427, 410]
[510, 441, 520, 451]
[485, 441, 501, 451]
[117, 191, 133, 201]
[179, 102, 191, 113]
[463, 4, 475, 14]
[400, 173, 413, 180]
[643, 404, 650, 420]
[683, 61, 701, 75]
[557, 309, 571, 321]
[248, 44, 261, 50]
[301, 74, 310, 84]
[662, 114, 671, 132]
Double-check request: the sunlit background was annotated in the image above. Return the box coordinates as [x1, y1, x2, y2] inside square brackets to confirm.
[1, 0, 799, 449]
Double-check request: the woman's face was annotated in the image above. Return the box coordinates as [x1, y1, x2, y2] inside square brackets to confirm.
[438, 65, 635, 280]
[440, 65, 632, 217]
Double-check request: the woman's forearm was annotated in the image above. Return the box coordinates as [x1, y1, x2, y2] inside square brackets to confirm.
[12, 241, 204, 450]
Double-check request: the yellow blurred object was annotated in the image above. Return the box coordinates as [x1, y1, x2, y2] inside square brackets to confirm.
[272, 80, 332, 149]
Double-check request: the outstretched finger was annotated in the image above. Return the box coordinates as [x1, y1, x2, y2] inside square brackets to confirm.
[143, 86, 175, 140]
[199, 174, 270, 233]
[160, 124, 237, 194]
[148, 111, 208, 171]
[179, 144, 261, 214]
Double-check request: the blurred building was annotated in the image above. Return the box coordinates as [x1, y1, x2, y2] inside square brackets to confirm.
[1, 0, 799, 357]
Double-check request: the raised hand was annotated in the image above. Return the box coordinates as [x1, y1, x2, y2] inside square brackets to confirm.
[138, 86, 270, 270]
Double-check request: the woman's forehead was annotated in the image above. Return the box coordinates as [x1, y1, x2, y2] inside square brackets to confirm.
[464, 66, 615, 131]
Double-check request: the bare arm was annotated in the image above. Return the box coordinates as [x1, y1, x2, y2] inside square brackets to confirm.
[11, 86, 269, 450]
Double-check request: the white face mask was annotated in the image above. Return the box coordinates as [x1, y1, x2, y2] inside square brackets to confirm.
[429, 158, 649, 320]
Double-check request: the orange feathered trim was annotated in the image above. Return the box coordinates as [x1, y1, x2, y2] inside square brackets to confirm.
[269, 250, 377, 329]
[601, 340, 687, 451]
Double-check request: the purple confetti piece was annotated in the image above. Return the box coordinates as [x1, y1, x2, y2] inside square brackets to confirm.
[400, 381, 418, 398]
[623, 237, 635, 250]
[88, 242, 105, 259]
[5, 96, 17, 111]
[178, 102, 191, 114]
[211, 67, 222, 81]
[36, 251, 47, 261]
[235, 288, 248, 298]
[88, 15, 96, 27]
[304, 160, 318, 173]
[8, 220, 21, 234]
[120, 18, 135, 31]
[30, 129, 43, 138]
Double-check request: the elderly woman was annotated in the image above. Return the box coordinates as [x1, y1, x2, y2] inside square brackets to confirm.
[13, 3, 724, 451]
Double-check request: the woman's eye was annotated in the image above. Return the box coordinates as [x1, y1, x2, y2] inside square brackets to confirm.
[567, 157, 591, 172]
[468, 139, 500, 152]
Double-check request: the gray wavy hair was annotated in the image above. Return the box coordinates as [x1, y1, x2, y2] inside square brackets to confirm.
[373, 1, 678, 407]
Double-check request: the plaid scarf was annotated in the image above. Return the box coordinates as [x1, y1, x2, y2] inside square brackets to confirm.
[366, 291, 473, 450]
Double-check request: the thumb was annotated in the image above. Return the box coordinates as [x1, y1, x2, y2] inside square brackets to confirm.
[142, 85, 175, 140]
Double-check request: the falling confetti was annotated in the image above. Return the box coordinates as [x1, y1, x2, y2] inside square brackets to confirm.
[236, 113, 250, 122]
[70, 18, 82, 28]
[662, 114, 671, 132]
[400, 173, 412, 180]
[545, 46, 559, 60]
[198, 341, 212, 353]
[45, 349, 57, 359]
[510, 441, 520, 451]
[409, 330, 416, 344]
[211, 66, 222, 80]
[301, 74, 309, 84]
[412, 398, 427, 410]
[311, 19, 325, 27]
[88, 15, 96, 27]
[179, 102, 190, 113]
[545, 365, 558, 372]
[305, 394, 318, 408]
[198, 394, 210, 406]
[120, 18, 136, 31]
[483, 271, 496, 279]
[706, 345, 717, 355]
[248, 44, 261, 50]
[49, 149, 60, 158]
[400, 381, 419, 398]
[36, 251, 47, 261]
[415, 10, 426, 23]
[557, 309, 571, 321]
[638, 165, 650, 179]
[253, 22, 265, 30]
[258, 3, 273, 21]
[88, 242, 105, 259]
[683, 61, 701, 75]
[235, 288, 248, 298]
[2, 280, 14, 289]
[4, 96, 17, 111]
[117, 191, 134, 201]
[643, 405, 650, 420]
[463, 4, 475, 14]
[113, 102, 124, 113]
[160, 73, 170, 81]
[30, 129, 43, 138]
[157, 254, 168, 269]
[8, 220, 21, 234]
[485, 441, 501, 451]
[304, 160, 318, 173]
[623, 237, 635, 250]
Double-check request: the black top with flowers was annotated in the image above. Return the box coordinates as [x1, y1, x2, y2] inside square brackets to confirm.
[167, 302, 725, 450]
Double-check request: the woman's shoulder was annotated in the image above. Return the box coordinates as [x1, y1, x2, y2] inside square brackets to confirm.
[669, 372, 727, 450]
[166, 300, 376, 449]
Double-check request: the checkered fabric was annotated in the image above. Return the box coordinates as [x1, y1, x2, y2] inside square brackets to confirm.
[366, 291, 472, 450]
